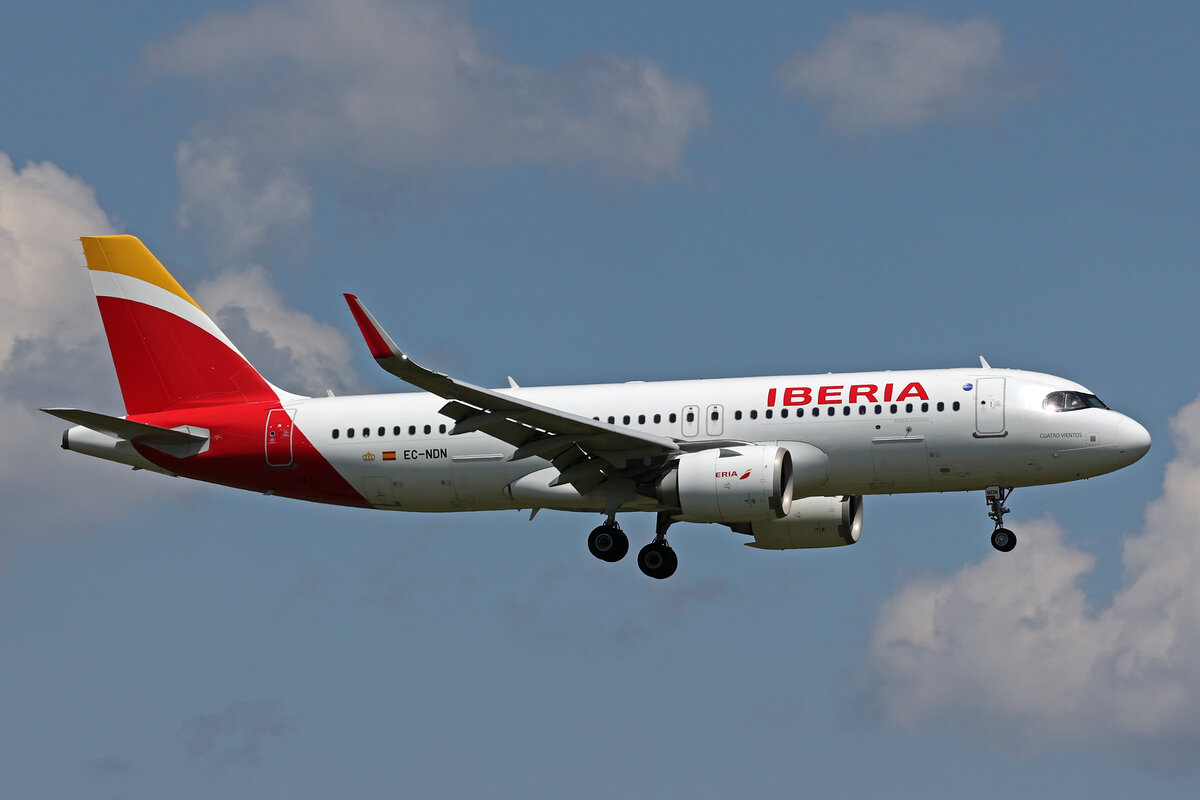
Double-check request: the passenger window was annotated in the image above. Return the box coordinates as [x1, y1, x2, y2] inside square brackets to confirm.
[409, 425, 416, 435]
[654, 413, 662, 424]
[765, 409, 773, 419]
[781, 408, 789, 419]
[734, 411, 742, 421]
[859, 405, 866, 415]
[937, 402, 944, 412]
[889, 404, 897, 414]
[362, 427, 370, 438]
[905, 403, 913, 413]
[347, 428, 355, 439]
[623, 415, 631, 425]
[953, 401, 961, 411]
[607, 416, 615, 424]
[827, 407, 835, 417]
[749, 410, 758, 420]
[669, 413, 678, 423]
[921, 403, 929, 413]
[439, 424, 446, 434]
[711, 410, 719, 421]
[797, 408, 804, 418]
[874, 405, 882, 415]
[332, 429, 340, 439]
[843, 406, 851, 416]
[638, 414, 646, 424]
[423, 424, 431, 434]
[393, 426, 401, 436]
[686, 411, 695, 423]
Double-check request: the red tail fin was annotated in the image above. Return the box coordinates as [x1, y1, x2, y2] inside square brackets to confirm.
[82, 235, 280, 414]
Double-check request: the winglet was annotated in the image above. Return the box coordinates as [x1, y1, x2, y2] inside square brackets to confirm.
[344, 294, 404, 360]
[979, 356, 991, 369]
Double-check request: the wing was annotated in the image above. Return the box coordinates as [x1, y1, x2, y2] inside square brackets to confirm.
[344, 294, 679, 494]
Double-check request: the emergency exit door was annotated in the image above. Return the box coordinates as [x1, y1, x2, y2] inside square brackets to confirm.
[975, 378, 1006, 436]
[265, 408, 295, 467]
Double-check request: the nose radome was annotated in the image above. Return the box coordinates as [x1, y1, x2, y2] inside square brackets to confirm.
[1117, 417, 1152, 463]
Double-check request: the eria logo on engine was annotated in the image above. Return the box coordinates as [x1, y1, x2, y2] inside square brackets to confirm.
[715, 469, 752, 480]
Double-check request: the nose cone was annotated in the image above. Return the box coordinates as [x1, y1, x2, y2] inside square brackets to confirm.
[1116, 416, 1152, 465]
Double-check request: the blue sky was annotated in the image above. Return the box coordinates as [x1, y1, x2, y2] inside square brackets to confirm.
[3, 1, 1199, 797]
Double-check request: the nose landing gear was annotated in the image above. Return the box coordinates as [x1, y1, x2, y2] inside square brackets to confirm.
[986, 485, 1017, 552]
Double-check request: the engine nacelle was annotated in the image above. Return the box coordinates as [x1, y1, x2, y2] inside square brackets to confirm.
[732, 495, 863, 550]
[657, 446, 793, 523]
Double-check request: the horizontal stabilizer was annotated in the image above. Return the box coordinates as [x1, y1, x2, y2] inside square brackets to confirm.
[42, 408, 208, 448]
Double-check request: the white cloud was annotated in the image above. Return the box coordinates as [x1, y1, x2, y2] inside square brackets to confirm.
[0, 153, 142, 544]
[145, 0, 710, 249]
[868, 395, 1200, 765]
[782, 12, 1041, 134]
[176, 138, 312, 255]
[193, 265, 362, 395]
[0, 154, 115, 363]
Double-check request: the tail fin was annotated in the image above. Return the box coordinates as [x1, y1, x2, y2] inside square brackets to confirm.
[82, 235, 279, 414]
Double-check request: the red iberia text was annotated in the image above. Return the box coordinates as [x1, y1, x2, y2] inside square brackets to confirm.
[766, 382, 928, 406]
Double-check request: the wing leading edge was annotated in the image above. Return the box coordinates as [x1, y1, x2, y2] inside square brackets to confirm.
[343, 294, 679, 494]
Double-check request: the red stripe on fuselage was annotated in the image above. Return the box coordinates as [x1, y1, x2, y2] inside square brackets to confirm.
[96, 296, 277, 415]
[130, 403, 371, 509]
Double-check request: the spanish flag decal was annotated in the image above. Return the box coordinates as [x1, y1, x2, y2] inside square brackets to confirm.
[383, 451, 397, 461]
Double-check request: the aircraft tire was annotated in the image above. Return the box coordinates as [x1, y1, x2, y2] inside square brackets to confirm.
[588, 525, 629, 563]
[990, 527, 1017, 553]
[637, 542, 678, 580]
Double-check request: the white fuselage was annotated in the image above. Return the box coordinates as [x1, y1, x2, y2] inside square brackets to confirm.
[289, 368, 1148, 512]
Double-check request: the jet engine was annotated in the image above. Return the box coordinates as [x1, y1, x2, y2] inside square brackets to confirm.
[656, 446, 793, 523]
[730, 495, 863, 550]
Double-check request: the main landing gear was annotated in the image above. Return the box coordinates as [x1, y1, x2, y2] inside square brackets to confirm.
[586, 512, 678, 579]
[636, 513, 678, 580]
[587, 518, 629, 563]
[986, 485, 1017, 553]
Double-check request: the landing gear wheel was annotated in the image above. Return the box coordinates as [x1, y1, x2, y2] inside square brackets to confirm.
[588, 524, 629, 563]
[984, 486, 1016, 553]
[637, 542, 678, 580]
[991, 527, 1016, 553]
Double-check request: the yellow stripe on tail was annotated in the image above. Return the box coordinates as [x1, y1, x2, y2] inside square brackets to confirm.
[81, 235, 201, 311]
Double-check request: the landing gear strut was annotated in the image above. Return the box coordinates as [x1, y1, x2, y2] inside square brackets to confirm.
[637, 512, 678, 580]
[986, 485, 1016, 553]
[587, 517, 629, 563]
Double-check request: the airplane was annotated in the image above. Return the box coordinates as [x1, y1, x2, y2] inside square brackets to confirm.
[45, 235, 1152, 579]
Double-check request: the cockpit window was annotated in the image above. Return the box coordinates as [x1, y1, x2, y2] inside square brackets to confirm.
[1043, 391, 1109, 412]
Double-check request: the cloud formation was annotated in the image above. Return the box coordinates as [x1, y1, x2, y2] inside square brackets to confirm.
[0, 154, 115, 363]
[868, 396, 1200, 765]
[176, 138, 313, 255]
[0, 153, 134, 543]
[194, 265, 362, 396]
[146, 0, 710, 250]
[782, 12, 1041, 134]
